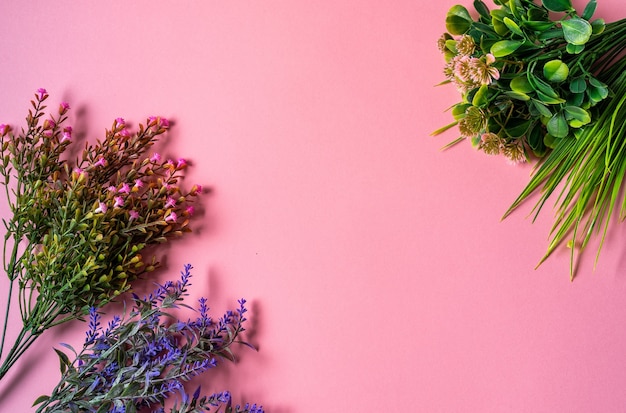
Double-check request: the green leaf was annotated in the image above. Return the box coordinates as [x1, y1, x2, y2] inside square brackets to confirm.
[531, 100, 553, 117]
[32, 395, 50, 407]
[569, 77, 587, 93]
[446, 5, 473, 35]
[543, 60, 569, 82]
[523, 20, 554, 31]
[473, 0, 491, 20]
[591, 18, 605, 34]
[503, 17, 524, 36]
[505, 91, 531, 101]
[490, 40, 524, 57]
[566, 43, 585, 54]
[492, 17, 510, 36]
[542, 0, 573, 12]
[472, 84, 490, 106]
[561, 17, 592, 45]
[582, 0, 597, 20]
[54, 348, 71, 375]
[505, 118, 531, 138]
[543, 133, 559, 149]
[510, 76, 534, 93]
[547, 112, 569, 137]
[564, 106, 591, 124]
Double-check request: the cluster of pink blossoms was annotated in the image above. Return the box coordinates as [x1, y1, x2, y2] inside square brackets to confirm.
[441, 35, 500, 93]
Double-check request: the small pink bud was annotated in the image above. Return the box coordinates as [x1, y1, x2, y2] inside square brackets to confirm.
[129, 210, 140, 220]
[43, 119, 56, 130]
[59, 102, 70, 115]
[94, 157, 107, 167]
[107, 185, 117, 192]
[94, 201, 108, 214]
[165, 211, 178, 222]
[113, 196, 124, 208]
[164, 197, 177, 209]
[118, 183, 131, 194]
[150, 153, 161, 163]
[36, 88, 48, 100]
[185, 205, 195, 216]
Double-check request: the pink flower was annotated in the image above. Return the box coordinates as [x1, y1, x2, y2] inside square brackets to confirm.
[113, 196, 124, 208]
[94, 157, 107, 167]
[165, 159, 175, 169]
[133, 179, 144, 190]
[164, 197, 177, 208]
[185, 205, 195, 216]
[0, 124, 10, 136]
[115, 117, 125, 128]
[58, 102, 70, 115]
[36, 88, 48, 100]
[43, 119, 56, 130]
[129, 210, 140, 220]
[118, 183, 131, 194]
[73, 167, 84, 175]
[165, 211, 178, 222]
[191, 184, 203, 195]
[107, 185, 117, 192]
[94, 201, 108, 214]
[61, 129, 72, 143]
[176, 158, 187, 169]
[150, 153, 162, 163]
[159, 117, 169, 129]
[119, 129, 131, 139]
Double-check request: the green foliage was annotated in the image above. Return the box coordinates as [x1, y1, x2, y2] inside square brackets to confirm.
[436, 1, 626, 276]
[0, 91, 201, 379]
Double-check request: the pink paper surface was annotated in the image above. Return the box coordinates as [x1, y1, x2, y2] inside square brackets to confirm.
[2, 0, 626, 411]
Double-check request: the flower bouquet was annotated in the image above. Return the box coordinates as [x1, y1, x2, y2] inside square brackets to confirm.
[0, 90, 201, 379]
[434, 0, 626, 278]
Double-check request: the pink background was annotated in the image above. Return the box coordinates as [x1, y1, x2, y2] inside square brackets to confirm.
[2, 0, 626, 411]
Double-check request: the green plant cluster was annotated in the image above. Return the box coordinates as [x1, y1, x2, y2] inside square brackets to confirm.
[433, 0, 626, 162]
[0, 90, 201, 379]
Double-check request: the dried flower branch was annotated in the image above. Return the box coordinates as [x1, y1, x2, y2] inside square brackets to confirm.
[0, 89, 202, 379]
[34, 264, 262, 413]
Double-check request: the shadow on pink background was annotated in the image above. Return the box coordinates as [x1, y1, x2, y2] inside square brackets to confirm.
[2, 0, 626, 411]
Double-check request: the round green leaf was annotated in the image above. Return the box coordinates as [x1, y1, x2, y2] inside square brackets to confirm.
[569, 77, 586, 93]
[510, 76, 534, 93]
[543, 133, 559, 149]
[561, 17, 592, 45]
[543, 60, 569, 83]
[564, 106, 591, 124]
[490, 40, 524, 57]
[542, 0, 573, 12]
[566, 43, 585, 54]
[446, 5, 473, 35]
[591, 18, 605, 34]
[472, 84, 490, 107]
[547, 112, 569, 138]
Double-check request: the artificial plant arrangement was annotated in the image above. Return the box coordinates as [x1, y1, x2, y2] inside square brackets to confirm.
[34, 264, 262, 413]
[0, 88, 202, 380]
[434, 0, 626, 278]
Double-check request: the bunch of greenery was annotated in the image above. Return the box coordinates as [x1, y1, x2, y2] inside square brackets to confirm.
[0, 89, 201, 379]
[434, 0, 626, 278]
[34, 264, 262, 413]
